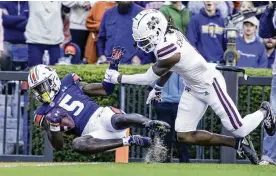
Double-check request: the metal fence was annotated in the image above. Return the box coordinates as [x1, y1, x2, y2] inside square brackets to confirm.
[0, 71, 53, 162]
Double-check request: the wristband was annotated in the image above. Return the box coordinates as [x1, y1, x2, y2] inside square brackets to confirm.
[50, 124, 61, 132]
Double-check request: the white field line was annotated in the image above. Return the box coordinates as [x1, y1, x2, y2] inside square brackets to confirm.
[0, 162, 101, 168]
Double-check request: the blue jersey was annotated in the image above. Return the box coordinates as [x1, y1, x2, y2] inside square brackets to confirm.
[34, 73, 100, 136]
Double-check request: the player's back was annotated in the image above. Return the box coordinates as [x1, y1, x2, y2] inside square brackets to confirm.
[154, 29, 217, 92]
[34, 73, 100, 136]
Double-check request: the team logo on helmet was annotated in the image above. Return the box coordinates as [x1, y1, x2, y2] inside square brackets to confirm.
[147, 16, 160, 30]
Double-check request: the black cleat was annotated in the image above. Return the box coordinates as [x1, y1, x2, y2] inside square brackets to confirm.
[143, 120, 171, 133]
[237, 136, 259, 165]
[128, 135, 152, 148]
[260, 101, 276, 136]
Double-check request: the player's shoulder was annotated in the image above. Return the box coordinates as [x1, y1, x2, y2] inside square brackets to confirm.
[154, 35, 179, 60]
[62, 73, 81, 86]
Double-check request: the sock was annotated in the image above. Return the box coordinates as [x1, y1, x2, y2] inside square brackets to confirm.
[234, 137, 243, 149]
[232, 110, 264, 137]
[122, 136, 131, 146]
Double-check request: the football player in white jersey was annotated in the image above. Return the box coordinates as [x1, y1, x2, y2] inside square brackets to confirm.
[105, 9, 276, 164]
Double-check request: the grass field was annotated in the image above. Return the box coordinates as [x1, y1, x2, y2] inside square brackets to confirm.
[0, 163, 274, 176]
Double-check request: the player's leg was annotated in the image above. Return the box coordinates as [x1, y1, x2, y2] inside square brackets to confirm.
[102, 107, 170, 133]
[175, 89, 237, 148]
[209, 73, 263, 164]
[211, 73, 272, 138]
[73, 128, 152, 154]
[72, 135, 124, 155]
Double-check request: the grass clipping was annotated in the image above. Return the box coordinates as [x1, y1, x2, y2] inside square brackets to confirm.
[144, 135, 168, 163]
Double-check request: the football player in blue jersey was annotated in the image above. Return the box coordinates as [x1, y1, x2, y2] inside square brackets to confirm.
[28, 47, 170, 154]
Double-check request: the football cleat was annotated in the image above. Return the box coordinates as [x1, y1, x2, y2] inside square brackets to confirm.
[237, 136, 259, 165]
[128, 135, 152, 147]
[143, 120, 171, 133]
[260, 101, 276, 136]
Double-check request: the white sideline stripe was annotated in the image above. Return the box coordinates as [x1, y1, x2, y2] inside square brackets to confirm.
[0, 162, 101, 168]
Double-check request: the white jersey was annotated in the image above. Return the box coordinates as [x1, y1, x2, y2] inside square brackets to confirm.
[153, 29, 217, 92]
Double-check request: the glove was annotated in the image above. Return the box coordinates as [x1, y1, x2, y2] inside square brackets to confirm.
[49, 108, 68, 125]
[104, 69, 121, 84]
[109, 46, 125, 68]
[146, 85, 163, 104]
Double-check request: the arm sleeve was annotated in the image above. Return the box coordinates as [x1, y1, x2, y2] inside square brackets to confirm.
[259, 8, 276, 38]
[186, 17, 199, 48]
[62, 1, 84, 8]
[86, 4, 100, 32]
[2, 14, 25, 28]
[96, 11, 108, 56]
[258, 47, 268, 68]
[121, 66, 160, 85]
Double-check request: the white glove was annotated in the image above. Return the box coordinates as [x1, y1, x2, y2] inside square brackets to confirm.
[146, 85, 163, 104]
[97, 55, 107, 64]
[104, 69, 121, 84]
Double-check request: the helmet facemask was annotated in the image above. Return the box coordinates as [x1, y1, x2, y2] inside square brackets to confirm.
[133, 31, 161, 53]
[30, 73, 60, 103]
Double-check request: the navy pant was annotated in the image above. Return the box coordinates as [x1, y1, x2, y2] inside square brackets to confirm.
[28, 43, 60, 67]
[70, 29, 89, 61]
[153, 102, 190, 163]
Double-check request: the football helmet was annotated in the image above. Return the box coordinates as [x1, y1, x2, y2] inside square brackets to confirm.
[132, 9, 168, 53]
[28, 65, 61, 103]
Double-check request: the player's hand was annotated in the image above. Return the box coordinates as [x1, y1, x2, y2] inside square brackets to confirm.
[110, 46, 125, 66]
[146, 85, 163, 104]
[48, 108, 68, 125]
[104, 69, 121, 84]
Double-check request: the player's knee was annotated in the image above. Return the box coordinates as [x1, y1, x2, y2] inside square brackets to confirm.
[72, 137, 88, 152]
[232, 127, 247, 138]
[177, 132, 193, 143]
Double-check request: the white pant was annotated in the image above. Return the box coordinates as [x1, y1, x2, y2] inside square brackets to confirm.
[175, 71, 263, 137]
[81, 107, 127, 139]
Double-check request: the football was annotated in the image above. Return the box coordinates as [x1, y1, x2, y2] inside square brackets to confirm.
[45, 112, 75, 131]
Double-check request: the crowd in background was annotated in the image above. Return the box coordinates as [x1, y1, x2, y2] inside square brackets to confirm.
[0, 1, 275, 164]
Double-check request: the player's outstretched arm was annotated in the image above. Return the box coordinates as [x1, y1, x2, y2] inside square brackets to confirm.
[111, 53, 180, 86]
[41, 119, 64, 150]
[80, 82, 109, 96]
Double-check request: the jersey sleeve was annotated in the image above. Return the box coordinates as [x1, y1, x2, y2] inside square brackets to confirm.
[154, 42, 179, 60]
[62, 73, 82, 87]
[34, 106, 47, 126]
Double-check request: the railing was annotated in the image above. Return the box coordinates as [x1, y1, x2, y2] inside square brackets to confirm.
[0, 71, 53, 162]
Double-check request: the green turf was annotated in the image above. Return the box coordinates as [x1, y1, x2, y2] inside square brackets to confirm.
[0, 163, 274, 176]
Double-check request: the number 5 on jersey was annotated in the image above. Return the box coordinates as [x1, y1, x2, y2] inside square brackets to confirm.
[59, 94, 84, 116]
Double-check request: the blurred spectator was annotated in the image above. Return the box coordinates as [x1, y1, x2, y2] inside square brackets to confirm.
[187, 1, 233, 19]
[135, 1, 164, 9]
[0, 9, 3, 55]
[259, 3, 276, 165]
[236, 17, 267, 68]
[234, 1, 256, 35]
[264, 37, 276, 68]
[0, 1, 29, 70]
[97, 1, 154, 65]
[187, 1, 226, 63]
[57, 42, 81, 65]
[62, 1, 91, 62]
[259, 5, 276, 38]
[153, 73, 189, 163]
[25, 1, 63, 67]
[159, 1, 191, 35]
[60, 6, 71, 57]
[85, 1, 116, 64]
